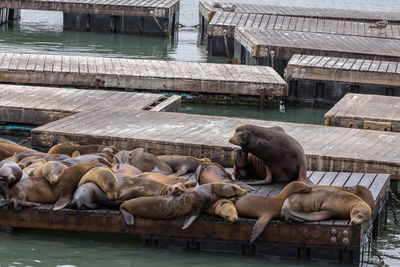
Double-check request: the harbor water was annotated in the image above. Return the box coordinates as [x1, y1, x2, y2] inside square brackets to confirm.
[0, 0, 399, 265]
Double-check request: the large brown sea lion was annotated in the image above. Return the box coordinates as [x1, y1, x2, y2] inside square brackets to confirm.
[281, 189, 372, 225]
[195, 162, 254, 191]
[52, 159, 108, 210]
[48, 143, 118, 156]
[8, 176, 57, 209]
[0, 159, 23, 205]
[124, 148, 173, 174]
[78, 166, 118, 199]
[117, 174, 186, 200]
[120, 183, 247, 228]
[68, 182, 122, 210]
[234, 181, 312, 243]
[157, 155, 211, 176]
[33, 161, 68, 184]
[229, 124, 312, 185]
[0, 142, 36, 160]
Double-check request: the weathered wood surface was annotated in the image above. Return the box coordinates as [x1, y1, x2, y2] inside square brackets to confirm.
[235, 27, 400, 61]
[0, 171, 390, 248]
[0, 53, 287, 97]
[31, 109, 400, 180]
[286, 54, 400, 87]
[199, 1, 400, 23]
[208, 11, 400, 40]
[0, 0, 180, 17]
[325, 93, 400, 132]
[0, 84, 181, 125]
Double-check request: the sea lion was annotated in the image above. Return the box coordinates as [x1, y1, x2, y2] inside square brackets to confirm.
[157, 155, 211, 176]
[0, 142, 36, 160]
[61, 154, 110, 167]
[135, 172, 196, 188]
[22, 159, 46, 176]
[7, 150, 43, 163]
[17, 155, 44, 169]
[195, 162, 254, 191]
[229, 124, 312, 185]
[204, 198, 238, 223]
[52, 159, 108, 210]
[48, 143, 118, 156]
[120, 183, 247, 228]
[33, 161, 68, 184]
[281, 189, 372, 225]
[68, 182, 122, 210]
[117, 174, 186, 200]
[112, 163, 142, 176]
[8, 176, 57, 209]
[126, 148, 173, 174]
[78, 166, 118, 199]
[0, 159, 23, 205]
[234, 181, 312, 243]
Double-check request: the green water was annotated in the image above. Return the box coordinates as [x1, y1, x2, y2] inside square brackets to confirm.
[0, 0, 400, 265]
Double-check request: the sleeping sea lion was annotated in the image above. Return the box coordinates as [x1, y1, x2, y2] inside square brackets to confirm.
[52, 159, 108, 210]
[127, 148, 173, 174]
[61, 154, 110, 167]
[234, 181, 312, 243]
[8, 176, 57, 209]
[33, 161, 68, 184]
[112, 163, 142, 176]
[0, 142, 36, 160]
[120, 182, 247, 228]
[196, 162, 254, 191]
[229, 124, 312, 185]
[48, 143, 118, 156]
[117, 174, 186, 200]
[281, 189, 372, 225]
[204, 198, 238, 223]
[0, 160, 23, 205]
[78, 166, 118, 199]
[7, 150, 43, 163]
[135, 172, 196, 188]
[157, 155, 211, 176]
[68, 182, 122, 210]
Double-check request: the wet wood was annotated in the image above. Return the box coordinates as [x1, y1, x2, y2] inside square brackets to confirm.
[31, 109, 400, 180]
[324, 93, 400, 132]
[0, 53, 287, 97]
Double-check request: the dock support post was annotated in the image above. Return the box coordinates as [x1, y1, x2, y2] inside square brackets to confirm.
[8, 9, 20, 21]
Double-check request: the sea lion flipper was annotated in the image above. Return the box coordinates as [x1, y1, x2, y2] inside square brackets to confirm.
[289, 210, 334, 222]
[53, 196, 72, 211]
[182, 212, 200, 230]
[250, 215, 271, 244]
[120, 208, 135, 225]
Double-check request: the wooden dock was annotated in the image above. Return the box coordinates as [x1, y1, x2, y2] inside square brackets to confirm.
[285, 54, 400, 104]
[0, 0, 180, 35]
[324, 93, 400, 132]
[0, 170, 391, 264]
[0, 84, 181, 125]
[0, 53, 287, 98]
[30, 109, 400, 180]
[234, 27, 400, 76]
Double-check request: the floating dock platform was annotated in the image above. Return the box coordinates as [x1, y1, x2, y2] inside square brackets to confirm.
[0, 53, 287, 100]
[0, 0, 180, 35]
[324, 93, 400, 132]
[234, 27, 400, 76]
[0, 170, 391, 265]
[206, 11, 400, 56]
[285, 54, 400, 104]
[29, 109, 400, 180]
[0, 84, 181, 125]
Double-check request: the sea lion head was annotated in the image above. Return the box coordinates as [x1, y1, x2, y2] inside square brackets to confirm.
[213, 199, 238, 223]
[167, 182, 187, 196]
[350, 204, 372, 225]
[345, 185, 376, 216]
[212, 183, 247, 198]
[229, 124, 252, 147]
[40, 161, 68, 184]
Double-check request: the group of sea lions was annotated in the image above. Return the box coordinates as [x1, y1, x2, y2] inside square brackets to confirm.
[0, 124, 375, 243]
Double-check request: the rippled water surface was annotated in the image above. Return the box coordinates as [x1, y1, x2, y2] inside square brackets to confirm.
[0, 0, 399, 265]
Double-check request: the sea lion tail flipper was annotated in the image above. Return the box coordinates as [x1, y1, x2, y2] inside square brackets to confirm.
[182, 212, 201, 230]
[289, 210, 333, 222]
[53, 195, 72, 211]
[120, 206, 135, 225]
[250, 215, 271, 244]
[233, 181, 255, 192]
